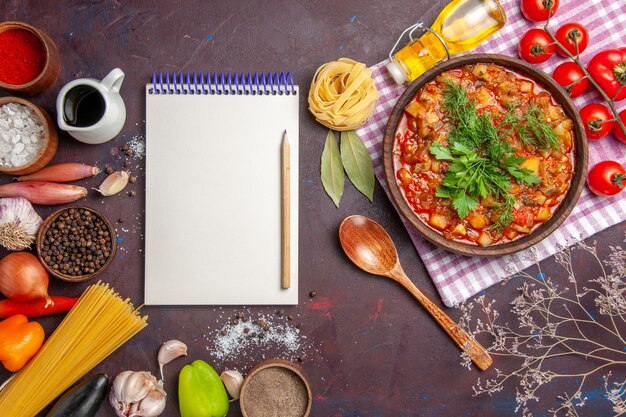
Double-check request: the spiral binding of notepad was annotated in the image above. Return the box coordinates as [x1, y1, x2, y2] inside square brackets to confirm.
[148, 71, 297, 95]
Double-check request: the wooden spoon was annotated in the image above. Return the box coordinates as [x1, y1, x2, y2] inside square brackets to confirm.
[338, 215, 493, 371]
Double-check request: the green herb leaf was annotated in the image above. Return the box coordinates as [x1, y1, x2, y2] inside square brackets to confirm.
[435, 187, 453, 198]
[320, 130, 344, 207]
[429, 82, 553, 221]
[452, 191, 479, 220]
[340, 130, 375, 201]
[430, 142, 455, 161]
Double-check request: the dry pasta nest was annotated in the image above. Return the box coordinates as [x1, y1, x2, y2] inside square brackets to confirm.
[308, 58, 379, 131]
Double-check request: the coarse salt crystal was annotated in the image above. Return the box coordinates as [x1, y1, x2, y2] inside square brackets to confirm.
[0, 103, 44, 167]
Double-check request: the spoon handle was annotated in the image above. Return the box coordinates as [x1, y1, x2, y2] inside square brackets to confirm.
[395, 272, 493, 371]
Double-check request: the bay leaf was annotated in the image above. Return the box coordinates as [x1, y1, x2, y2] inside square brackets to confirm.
[340, 130, 374, 201]
[320, 130, 344, 207]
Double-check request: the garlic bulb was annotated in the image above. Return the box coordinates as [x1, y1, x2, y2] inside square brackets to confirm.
[158, 340, 187, 380]
[0, 197, 42, 250]
[220, 370, 244, 400]
[109, 371, 166, 417]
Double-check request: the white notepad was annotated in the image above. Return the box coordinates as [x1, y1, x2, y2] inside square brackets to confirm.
[145, 72, 299, 305]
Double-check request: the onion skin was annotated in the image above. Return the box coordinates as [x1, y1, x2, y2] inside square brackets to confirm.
[15, 163, 100, 183]
[0, 182, 87, 205]
[0, 252, 51, 305]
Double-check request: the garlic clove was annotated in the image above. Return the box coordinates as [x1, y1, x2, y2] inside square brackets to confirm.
[121, 371, 155, 404]
[133, 388, 167, 417]
[220, 370, 244, 400]
[94, 171, 129, 196]
[158, 340, 188, 380]
[109, 388, 130, 417]
[111, 371, 133, 404]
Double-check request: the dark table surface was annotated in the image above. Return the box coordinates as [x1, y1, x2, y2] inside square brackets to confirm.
[1, 1, 625, 416]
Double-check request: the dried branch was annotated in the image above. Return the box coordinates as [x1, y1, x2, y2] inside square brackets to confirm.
[459, 238, 626, 416]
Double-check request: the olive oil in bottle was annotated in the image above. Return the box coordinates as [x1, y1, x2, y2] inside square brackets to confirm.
[386, 0, 507, 85]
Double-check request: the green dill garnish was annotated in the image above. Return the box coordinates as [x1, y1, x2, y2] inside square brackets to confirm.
[429, 82, 550, 227]
[499, 104, 559, 150]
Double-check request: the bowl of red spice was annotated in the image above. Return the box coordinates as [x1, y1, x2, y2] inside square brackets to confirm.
[0, 21, 61, 96]
[36, 207, 118, 282]
[240, 359, 312, 417]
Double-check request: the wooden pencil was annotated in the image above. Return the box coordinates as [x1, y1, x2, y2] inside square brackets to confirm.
[281, 130, 290, 289]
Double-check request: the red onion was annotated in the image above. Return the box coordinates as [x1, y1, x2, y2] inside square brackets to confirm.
[15, 163, 100, 183]
[0, 181, 87, 205]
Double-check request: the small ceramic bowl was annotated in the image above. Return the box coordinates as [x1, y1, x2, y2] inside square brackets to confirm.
[0, 96, 58, 176]
[0, 21, 61, 96]
[240, 359, 312, 417]
[36, 207, 118, 282]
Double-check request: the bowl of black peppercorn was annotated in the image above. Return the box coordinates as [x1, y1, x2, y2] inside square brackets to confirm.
[36, 206, 117, 282]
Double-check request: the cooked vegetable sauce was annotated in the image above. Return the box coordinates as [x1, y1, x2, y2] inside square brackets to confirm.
[393, 63, 574, 246]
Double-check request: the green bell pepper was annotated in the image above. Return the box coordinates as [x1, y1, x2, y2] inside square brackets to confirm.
[179, 360, 229, 417]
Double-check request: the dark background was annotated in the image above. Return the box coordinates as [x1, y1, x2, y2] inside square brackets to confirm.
[0, 1, 624, 416]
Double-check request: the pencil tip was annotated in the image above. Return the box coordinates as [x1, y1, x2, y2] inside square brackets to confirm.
[284, 129, 287, 134]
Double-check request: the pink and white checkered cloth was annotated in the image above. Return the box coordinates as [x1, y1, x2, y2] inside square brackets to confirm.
[355, 0, 626, 307]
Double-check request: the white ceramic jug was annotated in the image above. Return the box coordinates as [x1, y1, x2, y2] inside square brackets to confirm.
[56, 68, 126, 144]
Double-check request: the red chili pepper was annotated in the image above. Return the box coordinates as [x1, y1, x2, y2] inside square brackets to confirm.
[0, 296, 79, 319]
[587, 47, 626, 101]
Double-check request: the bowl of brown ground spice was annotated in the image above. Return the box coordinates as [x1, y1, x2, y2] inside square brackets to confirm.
[240, 359, 312, 417]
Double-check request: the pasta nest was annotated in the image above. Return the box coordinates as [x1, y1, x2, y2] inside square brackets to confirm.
[308, 58, 379, 131]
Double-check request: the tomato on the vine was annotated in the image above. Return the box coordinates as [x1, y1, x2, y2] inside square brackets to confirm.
[518, 29, 555, 64]
[580, 104, 615, 140]
[520, 0, 559, 22]
[587, 160, 626, 197]
[588, 48, 626, 101]
[613, 109, 626, 143]
[552, 62, 589, 98]
[555, 23, 589, 57]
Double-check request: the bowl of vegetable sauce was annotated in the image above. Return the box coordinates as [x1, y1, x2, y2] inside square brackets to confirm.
[383, 54, 587, 256]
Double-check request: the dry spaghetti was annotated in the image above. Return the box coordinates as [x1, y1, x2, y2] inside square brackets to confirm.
[0, 282, 147, 417]
[308, 58, 379, 131]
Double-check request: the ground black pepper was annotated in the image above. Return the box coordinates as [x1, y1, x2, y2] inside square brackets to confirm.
[242, 367, 309, 417]
[40, 208, 113, 277]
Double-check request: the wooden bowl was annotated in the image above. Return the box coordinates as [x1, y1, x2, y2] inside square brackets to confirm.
[240, 359, 312, 417]
[0, 96, 58, 175]
[382, 54, 588, 257]
[36, 207, 118, 282]
[0, 21, 61, 96]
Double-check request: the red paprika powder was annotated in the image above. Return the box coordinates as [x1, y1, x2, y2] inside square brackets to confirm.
[0, 29, 46, 85]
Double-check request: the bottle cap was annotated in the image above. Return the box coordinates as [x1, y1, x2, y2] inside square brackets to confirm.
[385, 60, 407, 85]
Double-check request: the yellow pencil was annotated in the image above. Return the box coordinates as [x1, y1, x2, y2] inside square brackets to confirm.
[281, 130, 290, 289]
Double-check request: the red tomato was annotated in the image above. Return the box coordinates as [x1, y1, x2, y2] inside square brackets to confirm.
[580, 103, 615, 140]
[555, 23, 589, 57]
[552, 62, 589, 98]
[588, 48, 626, 101]
[518, 29, 555, 64]
[613, 109, 626, 143]
[513, 207, 534, 227]
[520, 0, 560, 22]
[587, 160, 626, 197]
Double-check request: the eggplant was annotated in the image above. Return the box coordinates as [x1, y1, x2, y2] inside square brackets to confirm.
[46, 373, 109, 417]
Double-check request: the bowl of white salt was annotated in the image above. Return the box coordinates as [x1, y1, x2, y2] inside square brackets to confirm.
[0, 96, 58, 176]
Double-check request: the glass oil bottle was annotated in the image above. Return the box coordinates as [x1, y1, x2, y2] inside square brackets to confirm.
[386, 0, 507, 85]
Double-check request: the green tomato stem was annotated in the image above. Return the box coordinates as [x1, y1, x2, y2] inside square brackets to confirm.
[543, 25, 626, 137]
